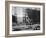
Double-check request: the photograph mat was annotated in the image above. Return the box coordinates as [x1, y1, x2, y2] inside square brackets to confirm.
[9, 4, 43, 34]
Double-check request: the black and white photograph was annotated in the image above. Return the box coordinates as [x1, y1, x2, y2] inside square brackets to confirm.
[6, 2, 45, 36]
[12, 7, 40, 31]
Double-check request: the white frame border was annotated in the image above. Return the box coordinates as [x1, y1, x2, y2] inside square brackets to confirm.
[9, 3, 43, 34]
